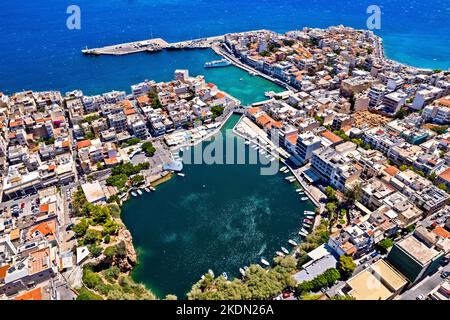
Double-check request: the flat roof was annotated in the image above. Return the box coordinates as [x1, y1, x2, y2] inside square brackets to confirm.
[81, 181, 106, 203]
[347, 260, 407, 300]
[397, 235, 441, 266]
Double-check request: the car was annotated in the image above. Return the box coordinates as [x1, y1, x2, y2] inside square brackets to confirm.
[364, 263, 369, 268]
[66, 223, 75, 231]
[437, 218, 444, 224]
[441, 271, 450, 279]
[437, 212, 443, 218]
[416, 294, 424, 300]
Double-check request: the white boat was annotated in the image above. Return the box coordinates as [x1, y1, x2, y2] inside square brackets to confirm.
[301, 228, 309, 234]
[261, 258, 270, 266]
[244, 266, 249, 272]
[144, 188, 151, 193]
[299, 231, 308, 237]
[260, 150, 266, 155]
[270, 157, 276, 161]
[281, 247, 289, 255]
[245, 141, 250, 145]
[301, 197, 309, 201]
[137, 190, 143, 196]
[280, 166, 287, 171]
[222, 272, 228, 280]
[150, 186, 156, 192]
[305, 210, 315, 215]
[177, 173, 185, 177]
[298, 192, 305, 195]
[255, 146, 260, 151]
[285, 177, 293, 181]
[296, 188, 303, 192]
[239, 268, 246, 277]
[276, 251, 285, 257]
[131, 191, 138, 197]
[208, 269, 215, 278]
[288, 240, 298, 246]
[303, 222, 312, 228]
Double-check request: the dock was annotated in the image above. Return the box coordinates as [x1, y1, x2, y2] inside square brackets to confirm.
[82, 35, 224, 56]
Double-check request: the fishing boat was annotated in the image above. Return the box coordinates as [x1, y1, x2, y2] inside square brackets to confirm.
[288, 239, 298, 246]
[239, 268, 246, 277]
[208, 269, 215, 278]
[177, 173, 185, 177]
[276, 251, 285, 257]
[301, 197, 309, 201]
[261, 258, 270, 266]
[222, 272, 228, 280]
[281, 247, 289, 255]
[131, 191, 138, 197]
[144, 187, 151, 193]
[137, 190, 143, 196]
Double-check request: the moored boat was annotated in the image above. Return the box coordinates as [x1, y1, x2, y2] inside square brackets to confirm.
[301, 197, 309, 201]
[288, 239, 298, 246]
[299, 231, 308, 237]
[261, 258, 270, 266]
[222, 272, 228, 280]
[177, 173, 185, 177]
[281, 247, 289, 255]
[144, 187, 151, 193]
[137, 190, 143, 196]
[131, 191, 138, 197]
[239, 268, 246, 277]
[276, 251, 285, 257]
[208, 269, 215, 278]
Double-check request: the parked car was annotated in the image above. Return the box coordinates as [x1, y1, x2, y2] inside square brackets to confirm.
[66, 223, 75, 231]
[441, 271, 450, 279]
[416, 294, 424, 300]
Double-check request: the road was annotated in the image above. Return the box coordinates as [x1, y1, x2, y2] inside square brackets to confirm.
[396, 263, 450, 300]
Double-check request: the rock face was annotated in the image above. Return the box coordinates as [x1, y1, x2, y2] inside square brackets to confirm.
[116, 228, 137, 273]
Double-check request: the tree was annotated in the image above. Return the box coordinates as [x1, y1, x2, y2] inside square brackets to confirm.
[76, 288, 103, 300]
[73, 219, 89, 237]
[337, 255, 356, 279]
[88, 244, 103, 257]
[82, 268, 103, 289]
[344, 183, 362, 205]
[141, 141, 156, 157]
[377, 238, 394, 253]
[126, 137, 141, 146]
[165, 294, 178, 300]
[324, 186, 336, 201]
[211, 106, 225, 119]
[106, 173, 129, 189]
[131, 175, 145, 186]
[84, 229, 102, 244]
[102, 219, 120, 236]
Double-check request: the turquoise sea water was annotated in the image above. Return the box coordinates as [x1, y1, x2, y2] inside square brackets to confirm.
[121, 115, 316, 297]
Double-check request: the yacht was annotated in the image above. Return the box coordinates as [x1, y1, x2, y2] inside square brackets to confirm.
[301, 228, 309, 234]
[301, 197, 309, 201]
[276, 251, 285, 257]
[288, 239, 298, 246]
[144, 187, 151, 193]
[204, 58, 231, 68]
[137, 190, 143, 196]
[261, 258, 270, 266]
[281, 247, 289, 255]
[304, 218, 313, 224]
[222, 272, 228, 280]
[299, 231, 308, 237]
[280, 166, 288, 172]
[131, 191, 138, 197]
[177, 173, 185, 177]
[208, 269, 215, 278]
[239, 268, 246, 277]
[295, 188, 303, 192]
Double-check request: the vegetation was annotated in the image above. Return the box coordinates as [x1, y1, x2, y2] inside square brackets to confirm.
[337, 255, 356, 279]
[260, 50, 271, 57]
[148, 91, 162, 109]
[76, 287, 103, 300]
[430, 125, 448, 135]
[38, 136, 55, 145]
[211, 105, 225, 119]
[106, 162, 150, 189]
[331, 295, 356, 300]
[125, 137, 141, 146]
[377, 238, 394, 253]
[141, 141, 156, 157]
[82, 114, 101, 124]
[297, 268, 341, 294]
[131, 175, 145, 187]
[188, 256, 297, 300]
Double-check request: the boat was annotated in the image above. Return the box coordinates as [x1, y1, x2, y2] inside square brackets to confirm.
[301, 197, 309, 201]
[244, 266, 249, 272]
[301, 228, 309, 234]
[208, 269, 215, 278]
[296, 188, 303, 192]
[270, 157, 276, 161]
[276, 251, 285, 257]
[204, 58, 231, 68]
[260, 150, 266, 155]
[261, 258, 270, 266]
[177, 173, 185, 177]
[137, 190, 143, 196]
[144, 187, 151, 193]
[302, 222, 312, 228]
[150, 186, 156, 192]
[304, 218, 313, 224]
[222, 272, 228, 280]
[298, 192, 305, 195]
[299, 231, 308, 237]
[240, 77, 244, 81]
[130, 191, 138, 197]
[249, 71, 257, 76]
[288, 240, 298, 246]
[280, 166, 287, 172]
[255, 146, 260, 151]
[245, 141, 250, 145]
[281, 247, 289, 255]
[239, 268, 246, 277]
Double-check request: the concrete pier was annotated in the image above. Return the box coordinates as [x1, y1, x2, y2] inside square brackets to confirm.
[82, 38, 169, 56]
